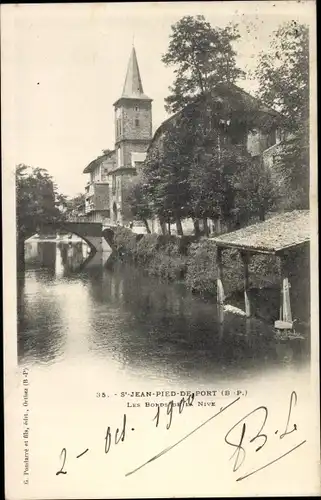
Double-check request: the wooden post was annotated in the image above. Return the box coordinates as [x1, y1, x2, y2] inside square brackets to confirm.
[280, 253, 292, 323]
[241, 251, 251, 318]
[216, 246, 225, 324]
[218, 309, 224, 340]
[275, 253, 293, 330]
[216, 246, 225, 305]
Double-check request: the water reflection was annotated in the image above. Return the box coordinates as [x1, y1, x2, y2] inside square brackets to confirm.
[18, 241, 310, 383]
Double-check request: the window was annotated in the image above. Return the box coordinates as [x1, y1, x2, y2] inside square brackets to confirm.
[117, 118, 122, 137]
[135, 106, 139, 111]
[117, 147, 121, 167]
[135, 118, 139, 127]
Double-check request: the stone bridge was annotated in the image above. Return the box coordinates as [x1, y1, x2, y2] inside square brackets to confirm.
[23, 221, 117, 253]
[17, 220, 119, 272]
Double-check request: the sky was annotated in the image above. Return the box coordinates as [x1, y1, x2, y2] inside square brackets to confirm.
[2, 1, 314, 197]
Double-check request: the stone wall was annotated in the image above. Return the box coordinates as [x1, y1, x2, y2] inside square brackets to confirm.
[101, 154, 116, 181]
[119, 100, 152, 141]
[121, 141, 150, 168]
[85, 210, 110, 223]
[93, 183, 110, 211]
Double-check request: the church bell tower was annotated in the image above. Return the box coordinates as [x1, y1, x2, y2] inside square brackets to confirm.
[111, 46, 153, 224]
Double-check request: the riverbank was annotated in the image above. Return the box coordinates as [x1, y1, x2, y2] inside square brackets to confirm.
[112, 226, 310, 330]
[112, 227, 285, 319]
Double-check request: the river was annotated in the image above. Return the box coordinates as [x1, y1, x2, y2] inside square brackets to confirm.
[17, 239, 309, 385]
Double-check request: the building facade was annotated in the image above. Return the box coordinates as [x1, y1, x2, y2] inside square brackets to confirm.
[83, 49, 288, 230]
[149, 83, 284, 162]
[83, 47, 152, 225]
[83, 149, 116, 222]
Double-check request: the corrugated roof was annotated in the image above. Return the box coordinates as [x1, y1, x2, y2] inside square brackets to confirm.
[210, 210, 310, 254]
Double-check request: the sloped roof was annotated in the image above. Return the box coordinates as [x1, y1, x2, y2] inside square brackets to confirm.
[210, 210, 310, 254]
[83, 150, 116, 174]
[149, 83, 283, 148]
[211, 83, 281, 117]
[115, 46, 151, 103]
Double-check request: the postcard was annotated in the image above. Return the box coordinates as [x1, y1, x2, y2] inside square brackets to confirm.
[2, 1, 319, 498]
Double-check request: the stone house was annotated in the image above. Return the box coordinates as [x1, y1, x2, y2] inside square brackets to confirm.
[145, 83, 287, 233]
[149, 82, 285, 166]
[83, 149, 116, 222]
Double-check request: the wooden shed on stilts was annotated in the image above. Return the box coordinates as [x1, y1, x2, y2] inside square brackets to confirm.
[210, 210, 310, 331]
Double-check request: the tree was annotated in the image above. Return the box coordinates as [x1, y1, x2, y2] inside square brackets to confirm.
[16, 164, 66, 270]
[162, 15, 244, 113]
[123, 176, 152, 233]
[233, 158, 280, 223]
[143, 117, 194, 236]
[16, 164, 65, 236]
[273, 121, 309, 210]
[254, 21, 309, 130]
[64, 193, 86, 219]
[254, 21, 309, 209]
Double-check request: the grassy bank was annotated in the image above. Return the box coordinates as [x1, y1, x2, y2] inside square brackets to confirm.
[112, 227, 309, 329]
[113, 227, 280, 298]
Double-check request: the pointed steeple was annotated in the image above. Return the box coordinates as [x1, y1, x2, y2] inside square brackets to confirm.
[120, 47, 151, 100]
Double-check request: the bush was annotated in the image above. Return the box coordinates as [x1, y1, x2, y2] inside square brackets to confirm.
[136, 235, 188, 281]
[249, 255, 280, 288]
[185, 238, 218, 296]
[113, 228, 282, 298]
[136, 233, 159, 264]
[185, 238, 281, 297]
[113, 227, 138, 256]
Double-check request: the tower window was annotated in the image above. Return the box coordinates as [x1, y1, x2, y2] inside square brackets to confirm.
[135, 118, 139, 127]
[117, 118, 122, 137]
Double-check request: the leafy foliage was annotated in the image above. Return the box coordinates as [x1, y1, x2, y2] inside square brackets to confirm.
[233, 157, 280, 222]
[143, 96, 279, 232]
[113, 226, 138, 256]
[190, 145, 251, 223]
[143, 116, 194, 234]
[254, 21, 309, 130]
[186, 239, 280, 297]
[16, 164, 65, 238]
[162, 15, 244, 113]
[273, 123, 309, 210]
[123, 175, 152, 233]
[65, 193, 86, 218]
[254, 21, 310, 209]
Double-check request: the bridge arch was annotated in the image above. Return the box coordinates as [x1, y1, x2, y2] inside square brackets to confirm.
[20, 221, 116, 252]
[17, 220, 117, 272]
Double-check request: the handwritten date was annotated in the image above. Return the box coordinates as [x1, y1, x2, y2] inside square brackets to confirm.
[56, 391, 305, 483]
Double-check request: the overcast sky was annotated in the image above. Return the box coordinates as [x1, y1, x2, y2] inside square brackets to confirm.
[2, 1, 314, 196]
